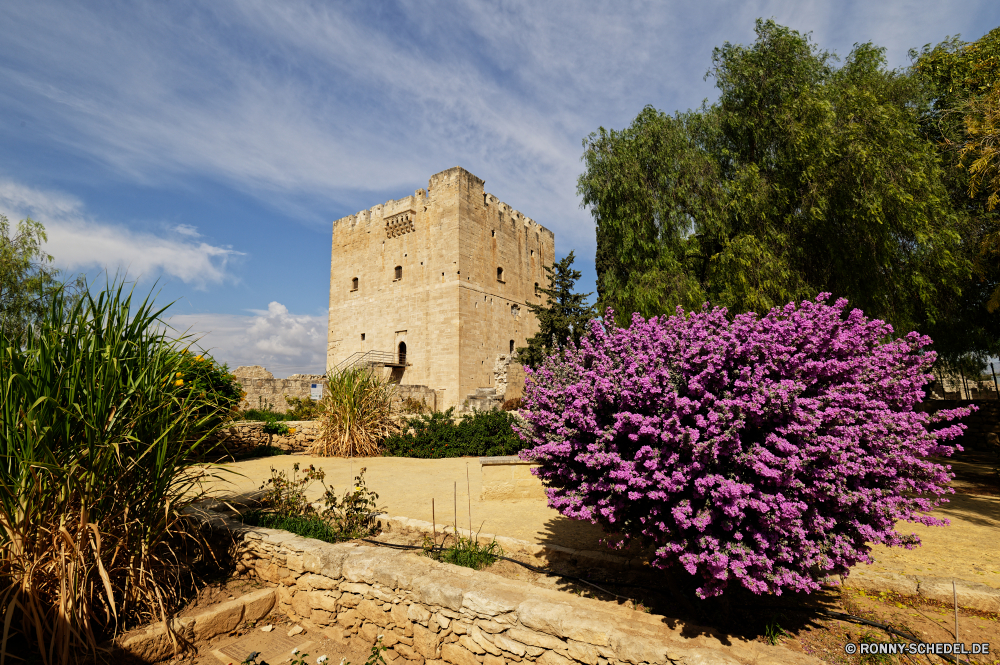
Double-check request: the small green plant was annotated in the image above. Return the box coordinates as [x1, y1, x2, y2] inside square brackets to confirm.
[424, 531, 504, 570]
[261, 420, 292, 436]
[763, 621, 789, 645]
[241, 407, 298, 422]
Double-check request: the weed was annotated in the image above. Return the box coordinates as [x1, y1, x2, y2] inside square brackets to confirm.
[424, 532, 504, 570]
[763, 621, 789, 645]
[245, 464, 383, 542]
[285, 395, 324, 420]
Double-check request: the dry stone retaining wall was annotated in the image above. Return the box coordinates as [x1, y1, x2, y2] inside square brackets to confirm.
[233, 366, 327, 414]
[191, 510, 817, 665]
[214, 421, 320, 457]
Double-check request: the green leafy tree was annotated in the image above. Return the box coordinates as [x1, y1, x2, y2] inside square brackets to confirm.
[0, 215, 68, 342]
[516, 251, 594, 369]
[579, 20, 970, 346]
[912, 27, 1000, 361]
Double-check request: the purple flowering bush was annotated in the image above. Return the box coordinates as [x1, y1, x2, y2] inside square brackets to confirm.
[518, 295, 972, 598]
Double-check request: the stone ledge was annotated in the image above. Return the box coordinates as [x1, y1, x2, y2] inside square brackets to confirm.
[843, 569, 1000, 612]
[188, 507, 820, 665]
[116, 587, 276, 661]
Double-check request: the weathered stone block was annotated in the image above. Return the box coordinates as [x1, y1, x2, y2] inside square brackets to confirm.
[413, 624, 441, 659]
[442, 643, 482, 665]
[459, 635, 486, 655]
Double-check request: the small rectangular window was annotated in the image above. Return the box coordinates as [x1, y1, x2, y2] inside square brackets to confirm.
[351, 277, 358, 291]
[395, 265, 403, 280]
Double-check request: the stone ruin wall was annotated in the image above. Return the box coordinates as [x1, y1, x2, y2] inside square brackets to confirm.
[232, 366, 437, 415]
[232, 366, 326, 414]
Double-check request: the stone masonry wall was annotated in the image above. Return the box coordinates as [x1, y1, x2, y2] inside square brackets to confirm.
[233, 366, 326, 414]
[212, 421, 320, 457]
[195, 511, 815, 665]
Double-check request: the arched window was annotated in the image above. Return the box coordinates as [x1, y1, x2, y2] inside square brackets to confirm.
[496, 266, 504, 282]
[351, 277, 358, 291]
[395, 265, 403, 280]
[509, 340, 514, 354]
[398, 341, 407, 364]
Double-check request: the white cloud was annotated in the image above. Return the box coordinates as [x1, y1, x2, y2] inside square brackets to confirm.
[166, 302, 327, 377]
[0, 179, 242, 287]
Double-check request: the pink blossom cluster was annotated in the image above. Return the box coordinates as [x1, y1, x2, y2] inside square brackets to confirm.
[517, 295, 972, 598]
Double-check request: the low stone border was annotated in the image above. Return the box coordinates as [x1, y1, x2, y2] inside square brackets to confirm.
[842, 569, 1000, 613]
[117, 587, 276, 661]
[174, 508, 821, 665]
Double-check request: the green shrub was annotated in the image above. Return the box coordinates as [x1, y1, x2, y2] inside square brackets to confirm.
[284, 395, 324, 420]
[261, 420, 291, 436]
[245, 463, 382, 542]
[382, 408, 524, 458]
[0, 281, 231, 662]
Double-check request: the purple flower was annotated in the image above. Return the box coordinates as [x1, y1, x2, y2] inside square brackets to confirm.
[516, 294, 973, 598]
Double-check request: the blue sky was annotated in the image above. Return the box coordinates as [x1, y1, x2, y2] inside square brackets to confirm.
[2, 1, 998, 376]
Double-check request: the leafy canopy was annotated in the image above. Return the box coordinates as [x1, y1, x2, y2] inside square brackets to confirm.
[908, 27, 1000, 359]
[516, 251, 594, 369]
[579, 19, 969, 347]
[0, 215, 76, 343]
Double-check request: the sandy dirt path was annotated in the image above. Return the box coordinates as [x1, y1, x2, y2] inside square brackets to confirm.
[200, 454, 1000, 589]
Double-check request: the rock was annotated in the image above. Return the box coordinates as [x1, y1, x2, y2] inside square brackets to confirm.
[469, 627, 501, 656]
[413, 624, 442, 659]
[441, 643, 481, 665]
[296, 572, 339, 591]
[342, 582, 374, 596]
[475, 619, 506, 634]
[567, 641, 599, 665]
[459, 635, 485, 655]
[358, 599, 392, 627]
[536, 652, 573, 665]
[505, 627, 567, 652]
[483, 656, 505, 665]
[260, 625, 274, 632]
[490, 634, 526, 657]
[287, 625, 304, 637]
[408, 603, 432, 624]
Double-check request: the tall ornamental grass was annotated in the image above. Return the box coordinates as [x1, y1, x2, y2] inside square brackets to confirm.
[519, 295, 973, 599]
[0, 283, 235, 664]
[314, 366, 399, 457]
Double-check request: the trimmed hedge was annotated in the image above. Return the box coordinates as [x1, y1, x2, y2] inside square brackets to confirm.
[382, 408, 524, 458]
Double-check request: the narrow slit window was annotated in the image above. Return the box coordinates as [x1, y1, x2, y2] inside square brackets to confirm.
[395, 265, 403, 280]
[509, 340, 515, 354]
[497, 267, 504, 282]
[351, 277, 358, 291]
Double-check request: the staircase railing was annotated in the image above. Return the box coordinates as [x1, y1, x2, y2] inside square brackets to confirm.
[334, 350, 407, 373]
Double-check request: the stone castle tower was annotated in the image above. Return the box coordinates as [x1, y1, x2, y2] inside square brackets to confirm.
[327, 167, 555, 410]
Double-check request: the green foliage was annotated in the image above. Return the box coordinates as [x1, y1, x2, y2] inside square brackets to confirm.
[0, 280, 231, 662]
[170, 349, 242, 431]
[516, 251, 595, 369]
[246, 463, 383, 542]
[261, 420, 291, 435]
[284, 394, 324, 420]
[911, 28, 1000, 366]
[382, 408, 524, 458]
[0, 215, 82, 344]
[424, 534, 504, 570]
[579, 19, 971, 347]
